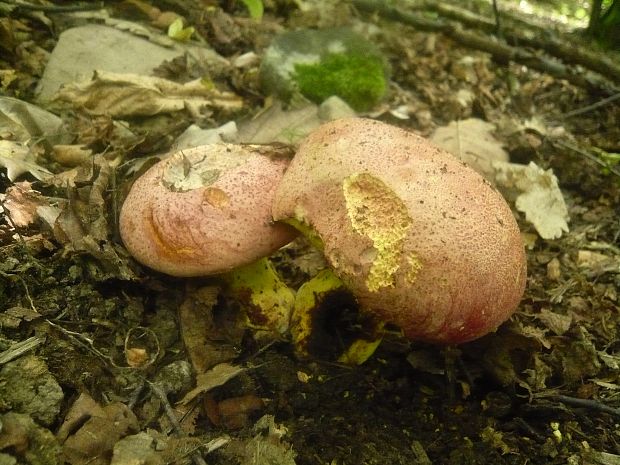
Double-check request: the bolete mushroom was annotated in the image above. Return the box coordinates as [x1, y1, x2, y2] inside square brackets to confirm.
[273, 118, 527, 344]
[119, 143, 298, 336]
[120, 143, 297, 277]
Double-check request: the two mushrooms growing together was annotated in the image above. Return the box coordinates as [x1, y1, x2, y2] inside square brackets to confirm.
[120, 118, 527, 361]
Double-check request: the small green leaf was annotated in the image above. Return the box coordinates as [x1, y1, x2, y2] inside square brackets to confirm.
[240, 0, 263, 21]
[167, 17, 195, 42]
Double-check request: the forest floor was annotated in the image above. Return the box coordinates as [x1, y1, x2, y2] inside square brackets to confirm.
[1, 1, 620, 465]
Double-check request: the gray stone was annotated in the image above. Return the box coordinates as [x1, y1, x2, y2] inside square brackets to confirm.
[0, 356, 63, 426]
[317, 96, 356, 120]
[36, 25, 228, 102]
[111, 432, 163, 465]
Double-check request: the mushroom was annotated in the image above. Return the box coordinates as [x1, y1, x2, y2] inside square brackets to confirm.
[119, 143, 298, 335]
[120, 143, 297, 277]
[273, 118, 527, 344]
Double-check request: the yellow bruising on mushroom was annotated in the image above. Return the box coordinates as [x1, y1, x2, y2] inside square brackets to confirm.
[147, 208, 199, 258]
[404, 254, 423, 284]
[203, 187, 230, 208]
[342, 173, 413, 292]
[283, 207, 325, 251]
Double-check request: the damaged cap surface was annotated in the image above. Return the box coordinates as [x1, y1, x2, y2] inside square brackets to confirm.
[273, 118, 526, 344]
[120, 144, 297, 277]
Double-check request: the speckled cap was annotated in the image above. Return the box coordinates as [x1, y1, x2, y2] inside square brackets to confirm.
[120, 144, 297, 277]
[273, 118, 526, 344]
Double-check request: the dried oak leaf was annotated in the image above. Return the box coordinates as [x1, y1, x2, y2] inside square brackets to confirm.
[53, 71, 243, 118]
[0, 140, 52, 181]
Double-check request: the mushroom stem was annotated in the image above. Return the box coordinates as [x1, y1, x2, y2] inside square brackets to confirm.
[293, 268, 383, 364]
[222, 257, 295, 337]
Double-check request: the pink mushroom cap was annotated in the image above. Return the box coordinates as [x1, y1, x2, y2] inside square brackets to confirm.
[272, 118, 527, 344]
[120, 144, 297, 277]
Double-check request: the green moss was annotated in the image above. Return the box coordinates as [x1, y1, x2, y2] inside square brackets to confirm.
[293, 53, 387, 112]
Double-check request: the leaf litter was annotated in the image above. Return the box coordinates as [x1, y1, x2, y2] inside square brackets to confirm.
[1, 2, 620, 465]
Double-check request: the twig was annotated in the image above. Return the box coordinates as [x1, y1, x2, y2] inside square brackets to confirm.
[352, 0, 620, 94]
[127, 381, 147, 410]
[0, 336, 44, 365]
[0, 270, 38, 313]
[562, 92, 620, 118]
[10, 1, 104, 13]
[45, 319, 115, 366]
[149, 382, 208, 465]
[492, 0, 502, 36]
[554, 395, 620, 418]
[553, 140, 620, 179]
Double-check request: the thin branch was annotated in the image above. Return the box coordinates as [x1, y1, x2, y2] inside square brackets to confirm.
[352, 0, 620, 94]
[0, 336, 44, 365]
[553, 140, 620, 179]
[562, 92, 620, 118]
[10, 1, 104, 13]
[149, 382, 209, 465]
[554, 395, 620, 418]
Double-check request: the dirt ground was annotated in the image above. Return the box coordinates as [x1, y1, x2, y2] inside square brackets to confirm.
[1, 1, 619, 465]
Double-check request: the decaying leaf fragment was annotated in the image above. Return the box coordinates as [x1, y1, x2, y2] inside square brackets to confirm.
[179, 285, 241, 373]
[493, 161, 569, 240]
[58, 393, 139, 465]
[0, 181, 49, 227]
[0, 140, 52, 181]
[53, 71, 243, 117]
[430, 118, 509, 180]
[179, 363, 246, 405]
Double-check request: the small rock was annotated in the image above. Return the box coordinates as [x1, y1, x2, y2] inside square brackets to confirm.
[318, 96, 356, 121]
[111, 432, 163, 465]
[0, 355, 63, 427]
[36, 25, 228, 102]
[152, 361, 193, 396]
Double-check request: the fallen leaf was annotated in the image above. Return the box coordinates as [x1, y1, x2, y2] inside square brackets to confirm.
[493, 161, 569, 239]
[53, 71, 243, 118]
[167, 17, 194, 41]
[179, 285, 241, 373]
[430, 118, 509, 180]
[179, 363, 246, 405]
[61, 398, 139, 465]
[0, 140, 52, 181]
[537, 308, 572, 336]
[236, 101, 320, 144]
[0, 96, 70, 145]
[0, 181, 49, 227]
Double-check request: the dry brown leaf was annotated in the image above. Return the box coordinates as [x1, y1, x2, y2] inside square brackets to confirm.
[236, 100, 320, 144]
[179, 285, 241, 373]
[229, 415, 296, 465]
[0, 181, 49, 227]
[430, 118, 509, 181]
[0, 305, 42, 329]
[537, 308, 572, 336]
[51, 145, 93, 167]
[179, 363, 246, 405]
[0, 140, 51, 181]
[53, 71, 243, 117]
[60, 394, 139, 465]
[0, 96, 70, 145]
[45, 154, 135, 279]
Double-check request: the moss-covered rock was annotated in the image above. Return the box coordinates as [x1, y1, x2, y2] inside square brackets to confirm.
[294, 53, 386, 111]
[260, 28, 389, 111]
